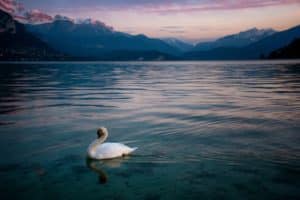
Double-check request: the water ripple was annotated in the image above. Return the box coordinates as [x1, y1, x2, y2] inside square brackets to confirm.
[0, 61, 300, 169]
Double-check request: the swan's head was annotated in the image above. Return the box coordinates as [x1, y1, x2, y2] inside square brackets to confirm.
[97, 127, 108, 139]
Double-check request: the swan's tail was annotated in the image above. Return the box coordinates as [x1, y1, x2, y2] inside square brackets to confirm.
[130, 147, 138, 153]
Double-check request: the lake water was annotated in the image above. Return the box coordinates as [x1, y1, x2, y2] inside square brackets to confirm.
[0, 61, 300, 200]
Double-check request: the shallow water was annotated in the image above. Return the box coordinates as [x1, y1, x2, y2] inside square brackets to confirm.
[0, 61, 300, 199]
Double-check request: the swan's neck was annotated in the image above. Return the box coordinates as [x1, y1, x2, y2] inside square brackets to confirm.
[89, 131, 108, 152]
[97, 132, 108, 144]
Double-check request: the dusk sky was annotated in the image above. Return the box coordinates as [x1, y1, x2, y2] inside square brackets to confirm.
[3, 0, 300, 42]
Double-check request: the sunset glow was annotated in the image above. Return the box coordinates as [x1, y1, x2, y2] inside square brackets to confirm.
[2, 0, 300, 42]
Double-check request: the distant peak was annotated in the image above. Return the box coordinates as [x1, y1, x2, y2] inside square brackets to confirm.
[136, 34, 147, 38]
[54, 15, 74, 23]
[247, 27, 258, 31]
[75, 18, 114, 31]
[225, 27, 277, 40]
[240, 27, 276, 34]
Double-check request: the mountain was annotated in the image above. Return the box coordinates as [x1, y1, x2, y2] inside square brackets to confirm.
[0, 10, 67, 61]
[268, 38, 300, 59]
[161, 38, 193, 52]
[25, 17, 180, 58]
[185, 25, 300, 60]
[1, 5, 299, 61]
[193, 28, 276, 51]
[244, 25, 300, 58]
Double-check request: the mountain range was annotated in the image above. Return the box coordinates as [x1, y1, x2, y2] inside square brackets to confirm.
[25, 15, 180, 59]
[185, 25, 300, 60]
[0, 8, 299, 61]
[193, 28, 276, 51]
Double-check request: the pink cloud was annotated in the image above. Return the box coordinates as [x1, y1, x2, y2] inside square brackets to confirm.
[0, 0, 23, 14]
[0, 0, 53, 24]
[55, 0, 300, 16]
[24, 9, 53, 24]
[141, 0, 300, 13]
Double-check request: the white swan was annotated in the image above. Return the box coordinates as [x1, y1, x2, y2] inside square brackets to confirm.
[87, 127, 137, 160]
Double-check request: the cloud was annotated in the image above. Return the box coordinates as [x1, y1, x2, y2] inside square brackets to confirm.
[161, 30, 185, 34]
[159, 26, 185, 34]
[0, 0, 23, 14]
[0, 1, 113, 28]
[24, 9, 53, 24]
[75, 0, 300, 12]
[142, 0, 300, 13]
[22, 0, 300, 14]
[0, 0, 53, 24]
[160, 26, 183, 29]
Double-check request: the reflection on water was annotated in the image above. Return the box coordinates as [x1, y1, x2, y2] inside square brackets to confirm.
[86, 159, 108, 184]
[86, 157, 127, 184]
[0, 61, 300, 199]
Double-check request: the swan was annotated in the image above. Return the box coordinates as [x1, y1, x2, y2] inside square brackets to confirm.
[87, 127, 137, 160]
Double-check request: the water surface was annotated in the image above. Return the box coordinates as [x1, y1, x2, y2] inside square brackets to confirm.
[0, 61, 300, 199]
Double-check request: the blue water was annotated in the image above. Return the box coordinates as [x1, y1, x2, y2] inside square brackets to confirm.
[0, 61, 300, 200]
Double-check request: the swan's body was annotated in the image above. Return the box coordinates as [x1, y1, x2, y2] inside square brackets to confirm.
[88, 142, 137, 160]
[87, 127, 137, 160]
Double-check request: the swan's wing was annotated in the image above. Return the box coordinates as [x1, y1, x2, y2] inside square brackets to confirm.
[94, 143, 136, 159]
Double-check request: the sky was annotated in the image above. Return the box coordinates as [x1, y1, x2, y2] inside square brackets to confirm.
[2, 0, 300, 42]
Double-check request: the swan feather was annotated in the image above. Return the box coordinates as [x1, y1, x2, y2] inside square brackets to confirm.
[87, 128, 137, 160]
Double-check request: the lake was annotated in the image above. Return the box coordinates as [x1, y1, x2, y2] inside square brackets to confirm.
[0, 61, 300, 200]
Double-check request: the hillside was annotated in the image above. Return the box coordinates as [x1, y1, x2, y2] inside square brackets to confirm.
[0, 10, 68, 61]
[26, 17, 180, 58]
[193, 28, 276, 51]
[185, 25, 300, 60]
[268, 38, 300, 59]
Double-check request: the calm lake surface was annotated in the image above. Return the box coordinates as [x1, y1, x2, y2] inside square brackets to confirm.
[0, 61, 300, 200]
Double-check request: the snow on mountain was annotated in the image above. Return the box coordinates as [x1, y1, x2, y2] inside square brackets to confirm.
[226, 28, 276, 41]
